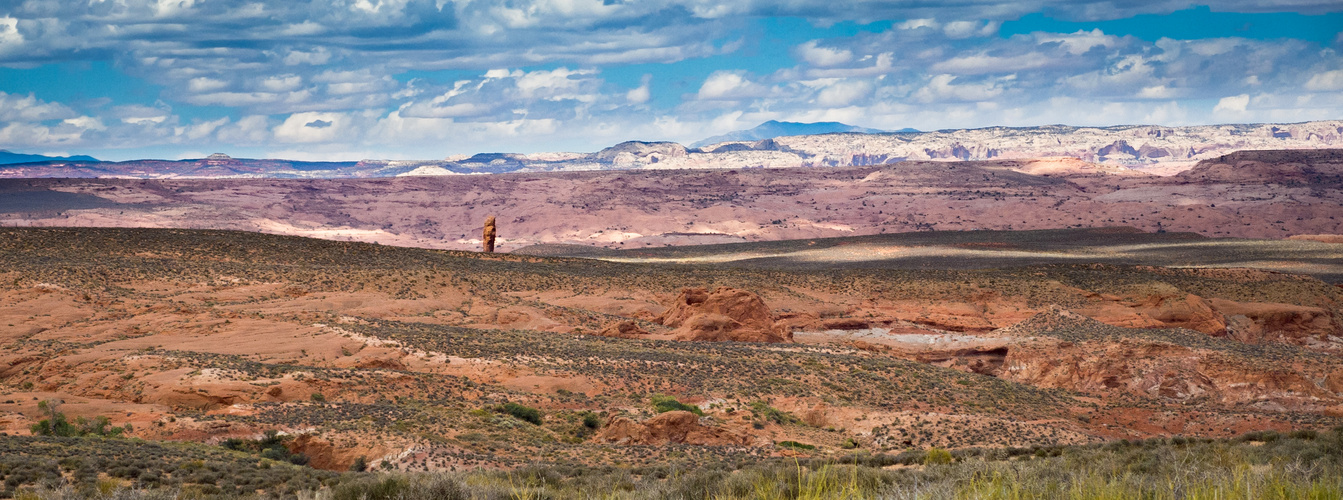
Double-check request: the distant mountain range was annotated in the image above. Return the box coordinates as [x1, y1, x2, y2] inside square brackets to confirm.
[0, 150, 99, 165]
[690, 120, 903, 148]
[1, 121, 1340, 179]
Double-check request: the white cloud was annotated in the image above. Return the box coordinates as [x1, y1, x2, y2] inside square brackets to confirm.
[259, 75, 303, 92]
[281, 21, 325, 36]
[153, 0, 198, 18]
[63, 116, 106, 131]
[273, 112, 350, 143]
[514, 67, 595, 99]
[1034, 29, 1117, 55]
[697, 71, 767, 100]
[796, 40, 853, 67]
[943, 21, 997, 39]
[178, 117, 228, 140]
[1136, 85, 1177, 99]
[1213, 94, 1250, 114]
[932, 53, 1053, 75]
[4, 1, 1343, 158]
[114, 104, 171, 125]
[626, 75, 651, 104]
[0, 92, 77, 122]
[215, 115, 272, 144]
[0, 16, 23, 53]
[897, 19, 940, 30]
[187, 77, 229, 93]
[282, 48, 331, 65]
[914, 74, 1006, 102]
[816, 80, 872, 107]
[1305, 69, 1343, 91]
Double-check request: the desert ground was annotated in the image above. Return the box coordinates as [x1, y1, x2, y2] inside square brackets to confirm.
[0, 150, 1340, 497]
[1, 225, 1340, 479]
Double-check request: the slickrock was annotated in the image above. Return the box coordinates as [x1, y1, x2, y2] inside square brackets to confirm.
[657, 287, 790, 342]
[985, 309, 1342, 410]
[597, 319, 652, 339]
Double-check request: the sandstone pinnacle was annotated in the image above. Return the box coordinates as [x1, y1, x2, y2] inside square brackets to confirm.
[483, 215, 497, 253]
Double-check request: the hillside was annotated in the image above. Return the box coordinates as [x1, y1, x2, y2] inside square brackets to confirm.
[0, 227, 1340, 478]
[1, 121, 1340, 179]
[0, 150, 98, 165]
[1, 150, 1340, 251]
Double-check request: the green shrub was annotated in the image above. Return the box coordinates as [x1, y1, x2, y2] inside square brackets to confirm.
[582, 412, 602, 429]
[497, 402, 543, 425]
[777, 441, 816, 450]
[310, 393, 326, 402]
[749, 401, 799, 425]
[333, 474, 403, 500]
[924, 447, 953, 465]
[29, 413, 125, 438]
[651, 395, 703, 416]
[349, 456, 368, 472]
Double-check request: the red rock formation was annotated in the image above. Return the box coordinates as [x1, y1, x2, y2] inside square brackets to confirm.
[1209, 299, 1336, 344]
[981, 310, 1343, 411]
[596, 411, 748, 446]
[657, 287, 789, 342]
[482, 215, 497, 253]
[597, 320, 651, 339]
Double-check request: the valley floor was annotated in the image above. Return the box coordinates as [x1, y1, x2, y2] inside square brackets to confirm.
[0, 226, 1340, 498]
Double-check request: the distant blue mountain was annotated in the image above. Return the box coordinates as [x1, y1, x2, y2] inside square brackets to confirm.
[0, 150, 99, 165]
[691, 120, 913, 148]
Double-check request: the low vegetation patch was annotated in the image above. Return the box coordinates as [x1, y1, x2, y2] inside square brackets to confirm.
[651, 394, 703, 416]
[221, 430, 309, 466]
[495, 402, 543, 425]
[11, 429, 1343, 499]
[28, 403, 131, 439]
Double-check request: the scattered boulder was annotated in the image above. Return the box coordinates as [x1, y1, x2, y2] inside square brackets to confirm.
[657, 287, 790, 342]
[597, 320, 651, 339]
[596, 411, 748, 446]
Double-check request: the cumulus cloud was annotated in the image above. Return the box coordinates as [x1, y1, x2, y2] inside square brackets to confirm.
[796, 40, 853, 67]
[914, 74, 1007, 102]
[1305, 69, 1343, 91]
[697, 71, 769, 100]
[0, 92, 77, 122]
[1213, 94, 1250, 114]
[273, 112, 350, 143]
[626, 75, 652, 104]
[2, 0, 1343, 157]
[815, 80, 872, 107]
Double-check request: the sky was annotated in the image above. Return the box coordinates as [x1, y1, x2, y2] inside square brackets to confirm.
[0, 1, 1341, 161]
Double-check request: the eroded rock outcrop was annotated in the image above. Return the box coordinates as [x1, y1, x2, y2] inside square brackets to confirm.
[984, 309, 1343, 411]
[657, 287, 790, 342]
[482, 215, 496, 253]
[597, 320, 652, 339]
[1210, 299, 1336, 344]
[596, 411, 749, 446]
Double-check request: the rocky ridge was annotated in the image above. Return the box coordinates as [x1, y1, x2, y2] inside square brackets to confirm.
[2, 121, 1340, 179]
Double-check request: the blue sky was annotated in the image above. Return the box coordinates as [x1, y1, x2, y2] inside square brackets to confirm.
[0, 1, 1341, 161]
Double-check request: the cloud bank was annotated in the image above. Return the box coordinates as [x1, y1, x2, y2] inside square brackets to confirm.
[0, 0, 1340, 159]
